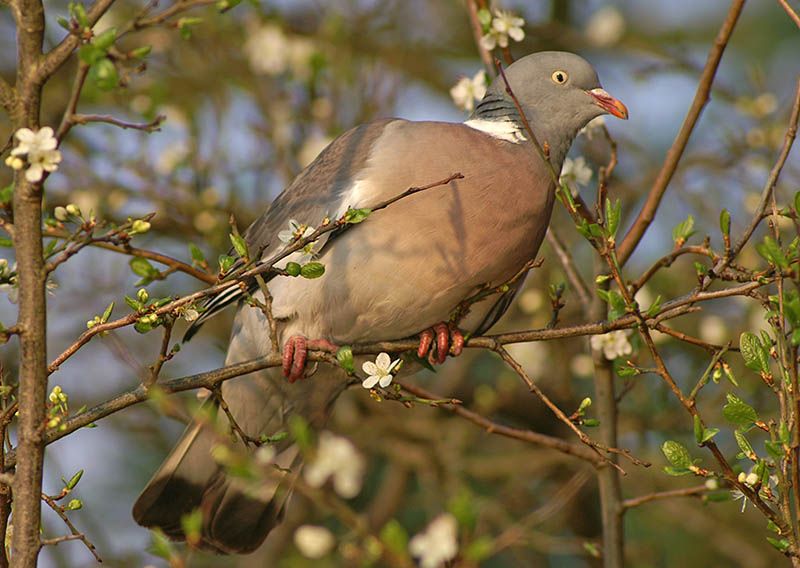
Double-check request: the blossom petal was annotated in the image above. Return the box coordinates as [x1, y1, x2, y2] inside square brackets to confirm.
[375, 352, 391, 371]
[378, 374, 393, 388]
[362, 375, 379, 389]
[362, 361, 379, 375]
[508, 27, 525, 42]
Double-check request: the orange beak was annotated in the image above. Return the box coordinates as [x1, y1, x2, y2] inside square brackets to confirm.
[587, 88, 629, 120]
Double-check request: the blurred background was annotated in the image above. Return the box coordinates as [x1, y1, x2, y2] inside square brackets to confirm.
[1, 0, 800, 566]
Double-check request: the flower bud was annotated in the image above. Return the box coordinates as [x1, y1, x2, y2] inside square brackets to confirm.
[131, 219, 151, 234]
[137, 288, 149, 303]
[67, 499, 83, 510]
[65, 204, 81, 217]
[54, 206, 69, 221]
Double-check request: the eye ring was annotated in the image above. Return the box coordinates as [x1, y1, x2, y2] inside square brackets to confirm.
[551, 70, 568, 85]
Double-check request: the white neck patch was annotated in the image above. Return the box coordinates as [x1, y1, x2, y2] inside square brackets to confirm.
[463, 117, 527, 144]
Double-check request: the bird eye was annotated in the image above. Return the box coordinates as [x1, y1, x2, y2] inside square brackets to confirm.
[551, 70, 568, 85]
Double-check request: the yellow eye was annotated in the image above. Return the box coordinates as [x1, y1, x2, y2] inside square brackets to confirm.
[551, 70, 568, 85]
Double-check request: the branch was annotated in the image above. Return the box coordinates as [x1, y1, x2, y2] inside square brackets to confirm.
[42, 227, 216, 284]
[779, 0, 800, 29]
[70, 113, 165, 132]
[397, 381, 604, 466]
[40, 494, 102, 562]
[708, 73, 800, 282]
[616, 0, 746, 265]
[622, 485, 709, 510]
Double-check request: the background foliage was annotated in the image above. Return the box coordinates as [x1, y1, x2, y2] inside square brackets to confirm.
[2, 0, 800, 566]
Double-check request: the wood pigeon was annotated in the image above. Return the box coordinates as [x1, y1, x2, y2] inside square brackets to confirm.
[133, 51, 627, 554]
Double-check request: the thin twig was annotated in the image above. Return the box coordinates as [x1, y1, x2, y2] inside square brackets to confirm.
[40, 494, 102, 562]
[71, 113, 165, 132]
[779, 0, 800, 29]
[622, 485, 709, 510]
[397, 381, 604, 466]
[545, 229, 591, 310]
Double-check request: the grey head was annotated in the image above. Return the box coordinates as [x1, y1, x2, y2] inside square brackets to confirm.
[470, 51, 628, 166]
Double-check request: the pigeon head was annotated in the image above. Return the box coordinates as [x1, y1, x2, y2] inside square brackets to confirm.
[471, 51, 627, 165]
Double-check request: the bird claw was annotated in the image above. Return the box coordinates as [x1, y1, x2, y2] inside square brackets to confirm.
[417, 322, 464, 365]
[282, 336, 338, 383]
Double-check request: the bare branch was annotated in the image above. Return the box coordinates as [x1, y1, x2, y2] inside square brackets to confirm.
[622, 485, 709, 510]
[397, 381, 604, 466]
[40, 493, 102, 562]
[617, 0, 746, 265]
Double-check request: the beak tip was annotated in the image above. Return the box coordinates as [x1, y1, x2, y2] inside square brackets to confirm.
[588, 88, 628, 120]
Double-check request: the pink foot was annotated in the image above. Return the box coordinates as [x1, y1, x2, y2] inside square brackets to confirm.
[417, 322, 464, 365]
[282, 336, 338, 383]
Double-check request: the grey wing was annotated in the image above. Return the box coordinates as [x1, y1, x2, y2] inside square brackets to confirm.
[184, 119, 396, 339]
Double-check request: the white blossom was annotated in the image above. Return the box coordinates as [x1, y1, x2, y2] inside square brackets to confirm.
[183, 308, 200, 322]
[408, 513, 459, 568]
[361, 352, 400, 389]
[578, 116, 606, 140]
[560, 157, 593, 188]
[11, 127, 58, 158]
[8, 127, 62, 182]
[0, 261, 17, 304]
[245, 23, 289, 75]
[480, 10, 525, 50]
[304, 431, 365, 498]
[449, 71, 487, 112]
[294, 525, 335, 559]
[585, 6, 626, 47]
[590, 330, 632, 360]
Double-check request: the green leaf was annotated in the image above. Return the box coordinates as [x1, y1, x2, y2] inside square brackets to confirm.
[229, 233, 249, 259]
[285, 262, 301, 277]
[300, 262, 325, 279]
[64, 469, 84, 490]
[189, 243, 205, 263]
[180, 508, 203, 544]
[646, 295, 662, 318]
[124, 295, 142, 311]
[605, 198, 621, 239]
[260, 431, 288, 444]
[722, 393, 758, 426]
[465, 536, 494, 562]
[131, 45, 152, 59]
[734, 430, 755, 459]
[288, 415, 313, 451]
[134, 321, 154, 334]
[101, 301, 114, 323]
[0, 184, 12, 205]
[79, 44, 104, 65]
[477, 7, 492, 27]
[379, 519, 409, 559]
[701, 428, 719, 443]
[766, 537, 791, 553]
[89, 58, 119, 90]
[719, 209, 730, 235]
[71, 2, 90, 28]
[779, 420, 790, 443]
[739, 332, 769, 374]
[662, 440, 692, 469]
[57, 15, 71, 30]
[130, 257, 157, 278]
[693, 415, 703, 445]
[765, 441, 784, 461]
[0, 238, 12, 248]
[662, 466, 692, 476]
[448, 488, 477, 530]
[756, 236, 788, 268]
[344, 207, 372, 224]
[92, 27, 117, 50]
[583, 418, 600, 427]
[795, 190, 800, 215]
[672, 214, 696, 245]
[178, 16, 203, 40]
[218, 254, 235, 273]
[336, 345, 355, 373]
